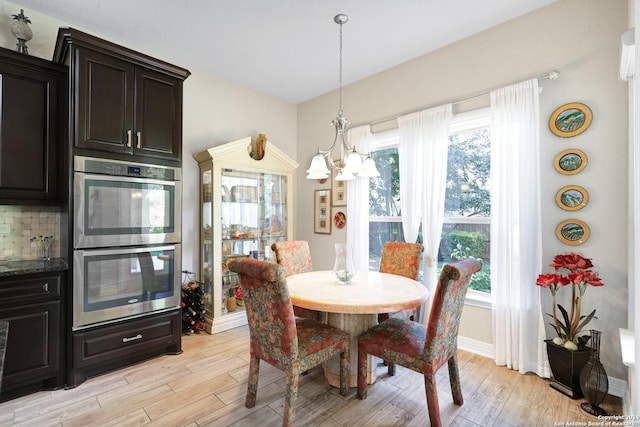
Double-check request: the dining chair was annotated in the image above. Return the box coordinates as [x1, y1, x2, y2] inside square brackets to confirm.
[227, 257, 350, 427]
[357, 258, 483, 427]
[378, 241, 424, 323]
[271, 240, 323, 322]
[377, 241, 424, 374]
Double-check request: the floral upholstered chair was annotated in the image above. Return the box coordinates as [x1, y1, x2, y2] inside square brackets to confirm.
[377, 242, 424, 375]
[357, 258, 482, 427]
[378, 241, 424, 323]
[271, 240, 322, 322]
[227, 257, 350, 427]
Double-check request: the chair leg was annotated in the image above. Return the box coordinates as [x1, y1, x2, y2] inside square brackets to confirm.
[447, 355, 464, 405]
[424, 374, 442, 427]
[245, 356, 260, 408]
[339, 348, 350, 397]
[387, 361, 396, 376]
[283, 369, 300, 427]
[356, 344, 368, 399]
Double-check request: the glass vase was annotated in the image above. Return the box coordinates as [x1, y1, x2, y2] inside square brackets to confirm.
[332, 243, 354, 284]
[579, 329, 609, 416]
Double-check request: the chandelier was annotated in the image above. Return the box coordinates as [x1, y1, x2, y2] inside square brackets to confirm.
[306, 14, 380, 181]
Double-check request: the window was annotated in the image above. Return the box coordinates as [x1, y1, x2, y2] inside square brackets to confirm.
[367, 109, 491, 299]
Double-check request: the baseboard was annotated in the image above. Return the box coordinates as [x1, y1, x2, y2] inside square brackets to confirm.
[458, 336, 628, 400]
[608, 376, 628, 399]
[458, 336, 494, 359]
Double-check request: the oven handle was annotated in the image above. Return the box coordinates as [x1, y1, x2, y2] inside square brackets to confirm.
[74, 172, 177, 187]
[122, 334, 143, 343]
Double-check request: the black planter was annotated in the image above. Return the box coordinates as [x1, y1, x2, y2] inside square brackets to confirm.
[546, 340, 591, 399]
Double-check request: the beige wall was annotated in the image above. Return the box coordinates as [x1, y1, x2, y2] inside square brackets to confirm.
[297, 0, 629, 379]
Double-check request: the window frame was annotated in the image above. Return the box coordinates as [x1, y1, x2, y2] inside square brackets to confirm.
[368, 108, 492, 308]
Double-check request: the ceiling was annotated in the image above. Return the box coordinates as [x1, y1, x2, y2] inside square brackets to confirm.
[15, 0, 558, 104]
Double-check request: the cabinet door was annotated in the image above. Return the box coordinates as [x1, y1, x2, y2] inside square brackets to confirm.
[75, 48, 135, 154]
[0, 64, 59, 202]
[0, 301, 61, 388]
[134, 67, 182, 161]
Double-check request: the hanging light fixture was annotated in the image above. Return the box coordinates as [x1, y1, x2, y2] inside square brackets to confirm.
[306, 14, 380, 181]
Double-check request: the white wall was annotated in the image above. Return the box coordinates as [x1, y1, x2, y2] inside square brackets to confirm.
[297, 0, 629, 380]
[0, 0, 298, 275]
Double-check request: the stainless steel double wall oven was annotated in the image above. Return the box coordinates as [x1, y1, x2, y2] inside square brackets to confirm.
[72, 156, 182, 329]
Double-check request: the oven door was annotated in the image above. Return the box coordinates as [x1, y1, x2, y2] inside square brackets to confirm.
[74, 172, 181, 248]
[73, 244, 181, 330]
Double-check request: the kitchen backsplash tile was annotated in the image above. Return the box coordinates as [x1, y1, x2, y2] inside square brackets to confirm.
[0, 206, 60, 260]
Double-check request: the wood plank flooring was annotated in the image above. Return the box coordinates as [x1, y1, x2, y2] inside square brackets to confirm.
[0, 325, 623, 426]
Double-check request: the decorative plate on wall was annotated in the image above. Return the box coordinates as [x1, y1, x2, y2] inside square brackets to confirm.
[556, 219, 590, 245]
[549, 102, 592, 137]
[554, 149, 588, 175]
[555, 185, 589, 211]
[333, 211, 346, 229]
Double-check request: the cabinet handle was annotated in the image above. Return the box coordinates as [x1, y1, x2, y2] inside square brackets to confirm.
[136, 131, 142, 149]
[122, 333, 143, 343]
[127, 130, 132, 147]
[42, 282, 48, 292]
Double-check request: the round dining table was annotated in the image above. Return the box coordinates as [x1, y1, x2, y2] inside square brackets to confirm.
[286, 270, 428, 387]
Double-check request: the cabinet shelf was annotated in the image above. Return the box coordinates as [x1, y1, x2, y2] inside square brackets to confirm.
[195, 137, 298, 334]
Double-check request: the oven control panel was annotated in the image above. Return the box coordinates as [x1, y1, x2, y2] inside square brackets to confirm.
[74, 156, 181, 181]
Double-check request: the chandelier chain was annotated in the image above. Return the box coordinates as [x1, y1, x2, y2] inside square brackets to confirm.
[338, 19, 343, 116]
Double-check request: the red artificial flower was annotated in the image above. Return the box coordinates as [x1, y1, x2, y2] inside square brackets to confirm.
[538, 252, 604, 350]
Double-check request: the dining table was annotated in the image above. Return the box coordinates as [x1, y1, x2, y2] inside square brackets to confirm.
[286, 270, 428, 388]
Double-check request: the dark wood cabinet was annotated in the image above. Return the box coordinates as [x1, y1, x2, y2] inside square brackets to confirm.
[68, 309, 182, 387]
[0, 272, 65, 401]
[0, 48, 66, 204]
[54, 27, 189, 165]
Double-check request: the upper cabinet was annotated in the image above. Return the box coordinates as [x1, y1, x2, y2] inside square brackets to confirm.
[53, 28, 190, 165]
[0, 47, 67, 204]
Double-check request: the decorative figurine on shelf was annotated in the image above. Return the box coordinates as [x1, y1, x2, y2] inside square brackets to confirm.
[248, 133, 267, 160]
[235, 286, 244, 307]
[226, 287, 237, 312]
[11, 9, 32, 55]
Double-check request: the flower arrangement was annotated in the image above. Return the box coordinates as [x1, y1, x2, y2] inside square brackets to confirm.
[536, 252, 604, 350]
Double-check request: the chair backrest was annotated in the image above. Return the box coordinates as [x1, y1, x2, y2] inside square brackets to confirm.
[271, 240, 313, 276]
[227, 257, 299, 367]
[379, 242, 424, 280]
[425, 258, 482, 369]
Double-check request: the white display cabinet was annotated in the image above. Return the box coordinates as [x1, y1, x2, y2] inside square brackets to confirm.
[194, 137, 298, 333]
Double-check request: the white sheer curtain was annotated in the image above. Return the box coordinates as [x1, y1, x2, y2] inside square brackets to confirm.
[490, 78, 549, 377]
[346, 125, 373, 272]
[398, 104, 452, 323]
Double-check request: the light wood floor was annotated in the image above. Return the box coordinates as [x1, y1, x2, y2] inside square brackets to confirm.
[0, 325, 623, 426]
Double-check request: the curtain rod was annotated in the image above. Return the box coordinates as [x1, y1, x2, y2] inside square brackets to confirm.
[363, 69, 560, 128]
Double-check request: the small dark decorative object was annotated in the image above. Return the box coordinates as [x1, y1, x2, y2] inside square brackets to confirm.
[580, 330, 609, 416]
[11, 9, 32, 54]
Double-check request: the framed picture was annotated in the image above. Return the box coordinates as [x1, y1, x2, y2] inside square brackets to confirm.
[555, 185, 589, 211]
[333, 210, 346, 229]
[314, 190, 331, 234]
[332, 169, 347, 206]
[549, 102, 592, 138]
[556, 219, 590, 245]
[554, 149, 587, 175]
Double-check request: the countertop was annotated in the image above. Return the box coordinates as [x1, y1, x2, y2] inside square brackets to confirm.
[0, 258, 68, 277]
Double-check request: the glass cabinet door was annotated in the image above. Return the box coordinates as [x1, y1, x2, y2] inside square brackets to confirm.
[201, 167, 213, 316]
[220, 169, 287, 314]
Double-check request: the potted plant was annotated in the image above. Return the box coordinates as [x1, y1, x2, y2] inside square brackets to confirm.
[536, 252, 604, 398]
